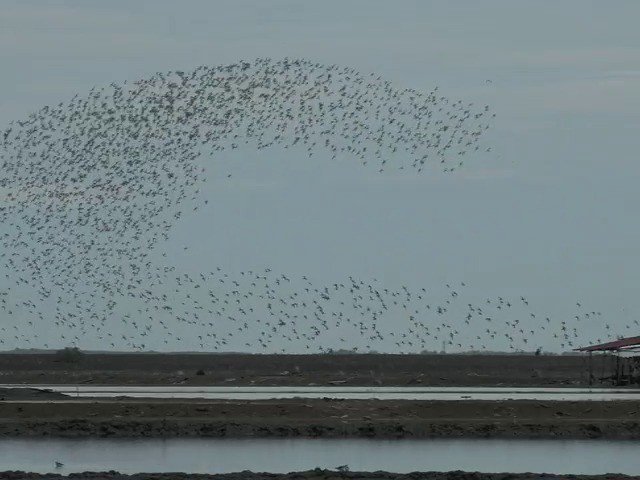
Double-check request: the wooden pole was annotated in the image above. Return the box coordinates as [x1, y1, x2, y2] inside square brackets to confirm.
[588, 351, 593, 386]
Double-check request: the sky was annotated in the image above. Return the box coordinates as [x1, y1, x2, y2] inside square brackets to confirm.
[1, 1, 640, 353]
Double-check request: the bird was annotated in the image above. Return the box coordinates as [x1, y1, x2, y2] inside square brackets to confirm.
[0, 58, 499, 353]
[0, 57, 615, 356]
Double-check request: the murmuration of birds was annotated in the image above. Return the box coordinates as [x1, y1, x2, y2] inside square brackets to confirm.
[0, 268, 618, 353]
[0, 57, 614, 354]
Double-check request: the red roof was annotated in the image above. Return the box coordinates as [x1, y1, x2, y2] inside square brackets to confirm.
[575, 336, 640, 352]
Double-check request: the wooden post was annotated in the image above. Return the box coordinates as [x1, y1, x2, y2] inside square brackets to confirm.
[616, 352, 621, 386]
[588, 351, 593, 386]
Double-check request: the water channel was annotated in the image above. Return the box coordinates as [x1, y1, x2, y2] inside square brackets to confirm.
[1, 438, 638, 475]
[3, 385, 640, 401]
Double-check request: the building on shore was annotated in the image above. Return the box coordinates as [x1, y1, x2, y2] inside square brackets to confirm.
[575, 336, 640, 386]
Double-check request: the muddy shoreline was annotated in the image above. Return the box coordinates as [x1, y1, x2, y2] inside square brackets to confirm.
[0, 471, 638, 480]
[1, 398, 638, 440]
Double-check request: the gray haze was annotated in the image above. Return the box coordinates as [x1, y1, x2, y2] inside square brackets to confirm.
[1, 1, 640, 353]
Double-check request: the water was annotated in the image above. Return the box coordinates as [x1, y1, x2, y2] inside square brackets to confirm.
[4, 385, 640, 401]
[0, 438, 638, 475]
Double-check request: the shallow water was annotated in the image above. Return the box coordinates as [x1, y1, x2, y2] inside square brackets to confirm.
[1, 438, 638, 475]
[4, 384, 640, 401]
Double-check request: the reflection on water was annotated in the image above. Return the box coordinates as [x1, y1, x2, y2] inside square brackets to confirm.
[0, 438, 638, 475]
[4, 385, 640, 401]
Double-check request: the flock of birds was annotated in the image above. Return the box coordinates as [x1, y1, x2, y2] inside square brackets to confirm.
[0, 57, 624, 353]
[0, 264, 625, 352]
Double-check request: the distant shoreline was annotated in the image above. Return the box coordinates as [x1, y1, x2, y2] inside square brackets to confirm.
[1, 352, 634, 441]
[0, 352, 608, 387]
[1, 471, 639, 480]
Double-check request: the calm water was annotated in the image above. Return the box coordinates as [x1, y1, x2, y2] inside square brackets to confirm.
[0, 438, 638, 475]
[4, 385, 640, 401]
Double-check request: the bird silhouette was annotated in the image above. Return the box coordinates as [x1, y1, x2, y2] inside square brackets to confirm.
[0, 58, 618, 355]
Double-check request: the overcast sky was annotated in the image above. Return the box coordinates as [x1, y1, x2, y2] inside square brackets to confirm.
[1, 1, 640, 353]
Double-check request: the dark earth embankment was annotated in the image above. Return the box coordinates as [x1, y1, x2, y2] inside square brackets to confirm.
[0, 352, 611, 387]
[0, 470, 637, 480]
[0, 398, 638, 439]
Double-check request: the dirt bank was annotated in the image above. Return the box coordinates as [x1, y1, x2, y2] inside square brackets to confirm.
[0, 352, 611, 387]
[0, 399, 638, 439]
[0, 470, 637, 480]
[0, 388, 68, 401]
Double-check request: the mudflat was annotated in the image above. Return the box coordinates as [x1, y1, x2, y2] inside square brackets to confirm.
[0, 352, 611, 386]
[0, 471, 638, 480]
[0, 352, 637, 441]
[0, 398, 638, 439]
